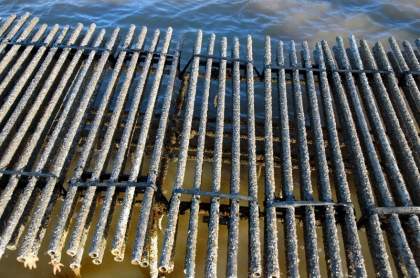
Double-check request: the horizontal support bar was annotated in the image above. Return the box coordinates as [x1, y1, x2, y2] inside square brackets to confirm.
[72, 181, 157, 191]
[80, 172, 148, 183]
[265, 65, 392, 74]
[120, 48, 178, 58]
[2, 41, 48, 47]
[194, 53, 253, 64]
[267, 200, 353, 208]
[54, 44, 111, 52]
[173, 188, 257, 202]
[357, 206, 420, 229]
[265, 65, 325, 72]
[0, 169, 57, 178]
[332, 68, 392, 74]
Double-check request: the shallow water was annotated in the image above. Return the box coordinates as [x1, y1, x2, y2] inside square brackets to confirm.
[0, 0, 418, 277]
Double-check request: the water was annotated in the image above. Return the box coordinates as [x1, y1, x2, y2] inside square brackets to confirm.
[1, 0, 420, 53]
[0, 0, 418, 277]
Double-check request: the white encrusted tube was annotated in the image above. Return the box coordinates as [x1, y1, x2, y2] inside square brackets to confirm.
[184, 33, 215, 277]
[17, 27, 118, 263]
[48, 24, 137, 261]
[205, 36, 227, 278]
[159, 30, 202, 273]
[88, 28, 161, 262]
[66, 26, 146, 257]
[111, 27, 173, 260]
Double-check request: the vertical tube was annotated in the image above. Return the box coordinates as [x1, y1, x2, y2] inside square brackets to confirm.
[263, 36, 280, 278]
[226, 37, 241, 278]
[0, 24, 73, 217]
[246, 35, 262, 278]
[389, 38, 420, 125]
[159, 30, 202, 273]
[0, 16, 39, 75]
[205, 37, 227, 278]
[90, 28, 163, 260]
[6, 187, 41, 250]
[347, 36, 419, 275]
[0, 14, 17, 38]
[111, 28, 176, 262]
[289, 41, 320, 278]
[322, 39, 392, 277]
[314, 42, 366, 277]
[66, 27, 147, 256]
[48, 25, 137, 261]
[184, 33, 215, 277]
[69, 190, 99, 270]
[0, 22, 51, 98]
[276, 40, 299, 277]
[92, 194, 117, 265]
[373, 42, 420, 170]
[0, 12, 30, 54]
[149, 211, 159, 278]
[18, 28, 118, 263]
[301, 41, 342, 277]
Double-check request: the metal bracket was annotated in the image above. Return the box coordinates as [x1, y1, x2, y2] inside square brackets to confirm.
[357, 206, 420, 229]
[173, 188, 257, 202]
